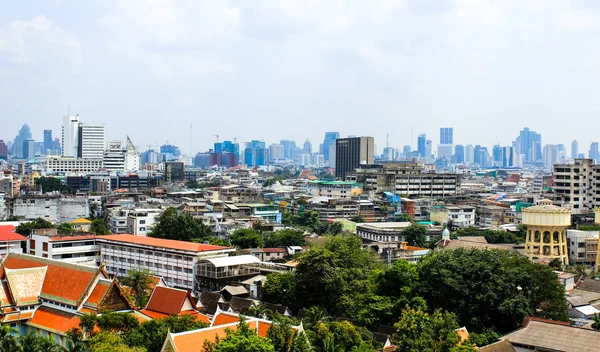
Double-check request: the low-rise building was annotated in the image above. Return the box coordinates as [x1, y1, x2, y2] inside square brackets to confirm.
[28, 232, 100, 265]
[307, 180, 362, 199]
[357, 222, 440, 243]
[126, 208, 163, 236]
[45, 156, 104, 173]
[98, 234, 235, 291]
[250, 248, 287, 262]
[476, 205, 507, 228]
[12, 195, 89, 224]
[69, 217, 92, 232]
[566, 229, 598, 265]
[0, 224, 27, 257]
[430, 205, 475, 229]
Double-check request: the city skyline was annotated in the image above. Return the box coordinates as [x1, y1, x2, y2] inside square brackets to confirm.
[2, 1, 600, 151]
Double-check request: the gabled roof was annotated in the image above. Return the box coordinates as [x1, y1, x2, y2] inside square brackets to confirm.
[26, 306, 82, 336]
[199, 292, 225, 306]
[0, 225, 27, 242]
[211, 311, 242, 327]
[501, 319, 600, 352]
[145, 286, 188, 315]
[478, 340, 516, 352]
[2, 253, 101, 307]
[228, 297, 256, 314]
[168, 320, 259, 352]
[83, 278, 112, 309]
[0, 281, 13, 307]
[5, 266, 47, 306]
[221, 285, 249, 297]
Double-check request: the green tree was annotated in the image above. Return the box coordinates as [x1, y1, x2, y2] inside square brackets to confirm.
[209, 318, 275, 352]
[350, 216, 364, 223]
[95, 311, 140, 333]
[266, 320, 295, 352]
[548, 258, 563, 270]
[121, 268, 154, 308]
[36, 335, 65, 352]
[18, 334, 40, 352]
[90, 219, 110, 235]
[592, 315, 600, 330]
[36, 176, 71, 194]
[290, 331, 312, 352]
[230, 228, 265, 248]
[0, 324, 22, 352]
[452, 228, 522, 244]
[150, 207, 212, 241]
[89, 332, 145, 352]
[123, 315, 207, 352]
[262, 272, 297, 305]
[206, 237, 232, 246]
[263, 177, 283, 188]
[14, 218, 55, 236]
[417, 248, 569, 334]
[57, 222, 75, 233]
[395, 213, 413, 223]
[264, 229, 306, 247]
[297, 211, 321, 233]
[185, 179, 200, 189]
[393, 307, 461, 352]
[402, 224, 427, 247]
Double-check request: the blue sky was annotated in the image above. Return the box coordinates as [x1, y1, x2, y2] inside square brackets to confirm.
[1, 0, 600, 155]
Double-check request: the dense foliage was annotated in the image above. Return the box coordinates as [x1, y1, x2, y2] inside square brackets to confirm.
[14, 218, 55, 236]
[150, 207, 212, 241]
[282, 210, 344, 235]
[262, 235, 569, 349]
[90, 219, 110, 235]
[121, 268, 155, 308]
[35, 176, 71, 194]
[401, 224, 428, 247]
[229, 228, 306, 249]
[451, 228, 523, 244]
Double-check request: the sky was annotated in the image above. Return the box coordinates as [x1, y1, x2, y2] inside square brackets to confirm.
[2, 0, 600, 156]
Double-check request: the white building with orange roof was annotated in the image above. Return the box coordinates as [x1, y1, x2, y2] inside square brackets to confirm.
[97, 234, 235, 290]
[28, 232, 100, 266]
[0, 223, 27, 258]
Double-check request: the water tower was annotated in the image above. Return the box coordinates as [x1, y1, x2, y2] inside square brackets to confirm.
[522, 199, 571, 266]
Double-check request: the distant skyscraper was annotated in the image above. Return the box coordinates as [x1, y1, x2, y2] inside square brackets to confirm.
[543, 144, 560, 171]
[440, 128, 453, 144]
[269, 144, 285, 162]
[78, 124, 106, 159]
[590, 142, 600, 163]
[322, 132, 340, 163]
[244, 140, 267, 167]
[571, 140, 579, 159]
[62, 115, 80, 157]
[465, 144, 475, 164]
[492, 145, 502, 166]
[402, 145, 411, 160]
[417, 134, 426, 158]
[382, 147, 395, 161]
[518, 127, 542, 163]
[454, 145, 465, 164]
[425, 140, 432, 161]
[0, 140, 7, 160]
[557, 144, 566, 160]
[335, 137, 375, 179]
[303, 139, 312, 155]
[13, 123, 32, 158]
[22, 139, 36, 159]
[501, 146, 516, 167]
[280, 140, 297, 160]
[43, 130, 53, 154]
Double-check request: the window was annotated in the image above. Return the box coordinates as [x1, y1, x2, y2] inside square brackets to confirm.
[140, 220, 146, 224]
[43, 243, 48, 251]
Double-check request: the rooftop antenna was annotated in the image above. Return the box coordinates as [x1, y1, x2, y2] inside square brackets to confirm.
[386, 133, 389, 148]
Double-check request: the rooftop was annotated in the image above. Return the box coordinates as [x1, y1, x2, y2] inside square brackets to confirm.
[49, 235, 98, 242]
[97, 234, 232, 253]
[200, 255, 261, 268]
[0, 225, 28, 242]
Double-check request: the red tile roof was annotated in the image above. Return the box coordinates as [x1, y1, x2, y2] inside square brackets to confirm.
[0, 225, 27, 242]
[171, 321, 259, 351]
[83, 279, 111, 308]
[2, 311, 33, 322]
[211, 312, 242, 327]
[26, 306, 82, 335]
[98, 234, 231, 252]
[49, 235, 97, 242]
[2, 253, 100, 306]
[146, 286, 188, 315]
[139, 309, 169, 320]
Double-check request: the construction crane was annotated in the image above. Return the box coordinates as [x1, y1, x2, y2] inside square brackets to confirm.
[233, 137, 241, 144]
[214, 134, 220, 143]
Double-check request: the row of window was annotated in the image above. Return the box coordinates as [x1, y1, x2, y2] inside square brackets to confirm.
[101, 245, 193, 261]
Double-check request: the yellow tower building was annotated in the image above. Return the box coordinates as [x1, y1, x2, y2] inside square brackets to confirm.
[522, 199, 571, 266]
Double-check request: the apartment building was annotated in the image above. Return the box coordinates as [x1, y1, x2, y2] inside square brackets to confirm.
[28, 232, 100, 265]
[346, 162, 460, 197]
[430, 205, 476, 229]
[12, 195, 89, 223]
[126, 208, 163, 236]
[98, 234, 235, 290]
[46, 156, 104, 173]
[553, 159, 600, 213]
[566, 229, 598, 265]
[307, 180, 362, 199]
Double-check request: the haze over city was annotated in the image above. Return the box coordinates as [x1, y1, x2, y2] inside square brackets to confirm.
[2, 0, 600, 152]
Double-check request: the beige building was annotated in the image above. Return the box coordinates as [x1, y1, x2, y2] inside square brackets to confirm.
[523, 199, 571, 266]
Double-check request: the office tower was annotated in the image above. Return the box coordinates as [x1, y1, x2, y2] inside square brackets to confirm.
[425, 140, 432, 161]
[501, 146, 516, 167]
[335, 137, 375, 179]
[62, 115, 80, 157]
[437, 145, 453, 160]
[440, 127, 453, 144]
[382, 147, 395, 161]
[280, 140, 297, 160]
[417, 134, 426, 158]
[22, 139, 36, 159]
[269, 144, 285, 162]
[78, 124, 106, 159]
[517, 127, 542, 163]
[303, 139, 312, 155]
[160, 144, 181, 161]
[543, 144, 560, 171]
[43, 130, 53, 154]
[322, 132, 340, 163]
[454, 145, 465, 164]
[557, 144, 566, 160]
[590, 143, 600, 163]
[492, 145, 502, 166]
[0, 140, 7, 160]
[474, 145, 489, 166]
[53, 138, 61, 154]
[572, 140, 579, 159]
[328, 144, 336, 166]
[244, 140, 267, 167]
[464, 145, 475, 164]
[13, 123, 32, 158]
[402, 145, 411, 159]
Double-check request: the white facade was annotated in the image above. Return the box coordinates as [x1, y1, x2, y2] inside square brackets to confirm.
[446, 206, 476, 228]
[62, 115, 80, 157]
[104, 137, 140, 172]
[126, 208, 162, 236]
[28, 234, 100, 265]
[13, 196, 89, 224]
[268, 144, 284, 161]
[308, 181, 361, 199]
[98, 235, 235, 290]
[79, 124, 106, 159]
[566, 229, 598, 264]
[46, 156, 104, 173]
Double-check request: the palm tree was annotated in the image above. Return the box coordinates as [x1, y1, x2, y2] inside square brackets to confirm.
[18, 333, 39, 352]
[38, 335, 64, 352]
[0, 325, 22, 352]
[302, 306, 330, 331]
[318, 336, 343, 352]
[120, 268, 153, 308]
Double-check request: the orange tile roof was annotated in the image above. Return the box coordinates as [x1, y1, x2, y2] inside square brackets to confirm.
[83, 279, 111, 308]
[26, 306, 82, 335]
[49, 235, 97, 242]
[146, 286, 188, 315]
[0, 282, 13, 307]
[0, 225, 27, 242]
[5, 267, 47, 306]
[2, 311, 34, 322]
[139, 309, 169, 320]
[98, 234, 232, 252]
[180, 311, 211, 325]
[211, 312, 242, 327]
[171, 321, 259, 351]
[2, 253, 100, 306]
[257, 320, 272, 338]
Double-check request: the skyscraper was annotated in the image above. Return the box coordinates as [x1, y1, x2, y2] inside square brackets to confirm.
[22, 139, 36, 159]
[43, 130, 53, 154]
[465, 144, 475, 164]
[543, 144, 560, 171]
[417, 134, 426, 158]
[454, 145, 465, 164]
[268, 144, 285, 162]
[335, 137, 375, 179]
[62, 115, 80, 157]
[501, 146, 516, 167]
[571, 140, 579, 159]
[244, 140, 267, 167]
[322, 132, 340, 163]
[0, 141, 7, 160]
[78, 124, 106, 159]
[590, 142, 600, 163]
[13, 124, 32, 158]
[303, 139, 312, 155]
[280, 140, 297, 160]
[492, 145, 502, 166]
[440, 127, 453, 144]
[518, 128, 542, 163]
